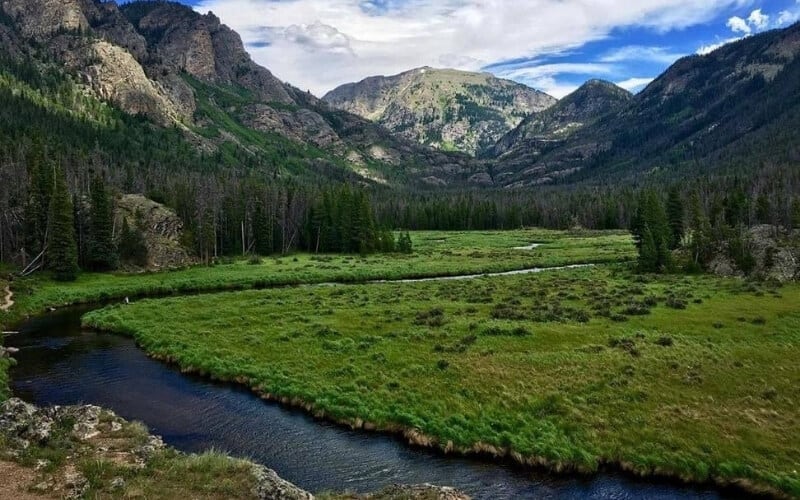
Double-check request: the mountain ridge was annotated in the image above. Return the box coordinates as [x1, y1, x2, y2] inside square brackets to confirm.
[323, 66, 556, 156]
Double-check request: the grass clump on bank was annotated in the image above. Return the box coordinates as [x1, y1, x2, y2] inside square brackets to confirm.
[84, 266, 800, 496]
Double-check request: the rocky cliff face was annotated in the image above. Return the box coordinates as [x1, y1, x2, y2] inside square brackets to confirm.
[0, 0, 483, 186]
[115, 194, 193, 271]
[123, 1, 293, 104]
[324, 67, 555, 156]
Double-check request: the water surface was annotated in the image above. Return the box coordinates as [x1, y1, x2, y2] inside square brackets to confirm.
[8, 308, 726, 499]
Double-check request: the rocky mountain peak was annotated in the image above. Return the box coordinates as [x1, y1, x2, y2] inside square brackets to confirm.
[0, 0, 89, 39]
[324, 67, 556, 156]
[491, 80, 631, 160]
[121, 0, 293, 104]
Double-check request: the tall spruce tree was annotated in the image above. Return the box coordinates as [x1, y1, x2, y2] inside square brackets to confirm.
[792, 199, 800, 229]
[87, 174, 117, 270]
[666, 186, 684, 249]
[47, 167, 79, 281]
[632, 190, 672, 273]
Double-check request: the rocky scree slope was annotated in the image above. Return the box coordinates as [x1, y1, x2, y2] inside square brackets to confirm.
[324, 67, 556, 156]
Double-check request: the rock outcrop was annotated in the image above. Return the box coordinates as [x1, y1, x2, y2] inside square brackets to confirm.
[325, 67, 556, 156]
[1, 398, 469, 499]
[709, 225, 799, 282]
[115, 194, 193, 270]
[125, 1, 293, 104]
[0, 0, 89, 39]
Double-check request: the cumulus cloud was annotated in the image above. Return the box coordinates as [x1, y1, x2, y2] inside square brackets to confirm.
[697, 37, 742, 55]
[194, 0, 750, 95]
[747, 9, 770, 30]
[777, 1, 800, 27]
[282, 21, 354, 54]
[700, 6, 788, 56]
[726, 15, 751, 34]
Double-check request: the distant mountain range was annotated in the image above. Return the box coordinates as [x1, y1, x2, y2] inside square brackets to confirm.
[324, 67, 555, 156]
[1, 0, 799, 190]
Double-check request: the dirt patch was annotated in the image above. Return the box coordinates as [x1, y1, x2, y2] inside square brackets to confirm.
[0, 460, 50, 499]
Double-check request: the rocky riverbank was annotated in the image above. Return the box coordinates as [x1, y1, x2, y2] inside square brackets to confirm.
[0, 398, 469, 499]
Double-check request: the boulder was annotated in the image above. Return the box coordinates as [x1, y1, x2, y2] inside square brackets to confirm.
[115, 194, 193, 271]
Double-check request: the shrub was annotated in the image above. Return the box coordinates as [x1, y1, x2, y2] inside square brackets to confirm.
[655, 336, 674, 347]
[665, 297, 687, 309]
[414, 308, 446, 327]
[436, 359, 450, 371]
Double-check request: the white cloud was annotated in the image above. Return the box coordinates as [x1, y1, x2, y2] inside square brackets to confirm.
[747, 9, 769, 30]
[194, 0, 751, 95]
[726, 15, 751, 34]
[600, 45, 684, 64]
[777, 1, 800, 27]
[616, 77, 654, 92]
[696, 36, 743, 55]
[702, 6, 788, 56]
[282, 21, 354, 54]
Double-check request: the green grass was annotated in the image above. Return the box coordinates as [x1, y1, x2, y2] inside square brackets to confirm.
[84, 266, 800, 496]
[81, 450, 259, 499]
[12, 229, 634, 319]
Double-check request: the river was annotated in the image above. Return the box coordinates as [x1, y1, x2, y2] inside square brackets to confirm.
[5, 305, 728, 499]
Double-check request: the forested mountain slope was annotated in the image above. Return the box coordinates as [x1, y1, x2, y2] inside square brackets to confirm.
[324, 67, 555, 156]
[491, 23, 800, 187]
[490, 80, 632, 184]
[0, 0, 484, 187]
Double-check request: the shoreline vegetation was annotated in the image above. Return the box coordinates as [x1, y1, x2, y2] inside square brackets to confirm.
[3, 230, 798, 498]
[5, 230, 634, 322]
[81, 268, 800, 498]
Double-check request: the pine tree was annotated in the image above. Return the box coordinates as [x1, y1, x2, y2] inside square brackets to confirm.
[118, 217, 148, 267]
[24, 157, 52, 259]
[397, 232, 413, 254]
[87, 174, 117, 270]
[687, 190, 713, 271]
[632, 190, 672, 273]
[755, 193, 771, 225]
[792, 199, 800, 229]
[253, 196, 272, 256]
[47, 167, 79, 281]
[666, 186, 684, 249]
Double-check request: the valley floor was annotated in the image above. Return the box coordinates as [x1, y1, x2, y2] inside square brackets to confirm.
[2, 230, 799, 497]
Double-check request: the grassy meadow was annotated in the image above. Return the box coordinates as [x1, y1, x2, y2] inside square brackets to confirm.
[84, 265, 800, 496]
[11, 229, 633, 317]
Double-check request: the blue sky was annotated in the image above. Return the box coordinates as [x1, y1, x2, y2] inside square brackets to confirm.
[154, 0, 800, 97]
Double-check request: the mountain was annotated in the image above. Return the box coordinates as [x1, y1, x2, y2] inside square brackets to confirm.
[0, 0, 484, 186]
[491, 23, 800, 187]
[323, 67, 555, 156]
[490, 80, 632, 179]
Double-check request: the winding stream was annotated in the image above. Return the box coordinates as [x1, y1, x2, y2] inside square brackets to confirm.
[5, 260, 730, 499]
[8, 310, 730, 499]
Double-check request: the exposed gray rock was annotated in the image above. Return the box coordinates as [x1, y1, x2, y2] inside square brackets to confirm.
[324, 67, 556, 156]
[0, 0, 89, 39]
[360, 483, 471, 500]
[710, 225, 800, 281]
[251, 464, 314, 500]
[115, 194, 193, 271]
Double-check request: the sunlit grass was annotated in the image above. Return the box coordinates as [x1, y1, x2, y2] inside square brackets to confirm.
[84, 266, 800, 495]
[12, 229, 634, 317]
